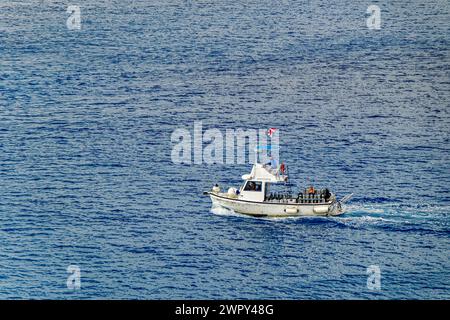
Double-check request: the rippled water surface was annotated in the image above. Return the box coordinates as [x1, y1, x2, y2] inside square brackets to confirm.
[0, 1, 449, 299]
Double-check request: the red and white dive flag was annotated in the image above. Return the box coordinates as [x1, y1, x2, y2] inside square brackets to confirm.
[267, 128, 277, 137]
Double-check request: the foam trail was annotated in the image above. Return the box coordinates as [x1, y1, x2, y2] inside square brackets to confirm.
[210, 205, 245, 218]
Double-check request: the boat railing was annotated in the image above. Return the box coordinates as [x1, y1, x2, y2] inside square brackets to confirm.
[265, 190, 331, 204]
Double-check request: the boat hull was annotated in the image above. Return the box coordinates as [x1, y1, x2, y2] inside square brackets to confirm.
[209, 192, 343, 217]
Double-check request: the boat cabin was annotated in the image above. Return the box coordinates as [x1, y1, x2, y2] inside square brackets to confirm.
[239, 163, 287, 202]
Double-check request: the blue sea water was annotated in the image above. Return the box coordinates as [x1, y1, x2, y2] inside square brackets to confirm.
[0, 0, 449, 299]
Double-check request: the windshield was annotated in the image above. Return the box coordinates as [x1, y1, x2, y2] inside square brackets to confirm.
[243, 181, 262, 192]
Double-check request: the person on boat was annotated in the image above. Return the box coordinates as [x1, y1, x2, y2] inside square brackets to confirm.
[280, 162, 286, 175]
[323, 188, 331, 201]
[265, 156, 278, 168]
[265, 157, 278, 175]
[308, 185, 315, 195]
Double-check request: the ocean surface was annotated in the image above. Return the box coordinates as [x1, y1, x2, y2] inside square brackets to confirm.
[0, 0, 449, 299]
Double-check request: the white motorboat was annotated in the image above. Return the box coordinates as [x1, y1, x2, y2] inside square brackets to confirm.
[204, 161, 352, 218]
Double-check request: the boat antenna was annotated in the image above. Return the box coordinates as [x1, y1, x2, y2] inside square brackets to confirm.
[283, 163, 292, 195]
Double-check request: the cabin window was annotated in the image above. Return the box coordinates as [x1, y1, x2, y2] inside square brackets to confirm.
[243, 181, 262, 192]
